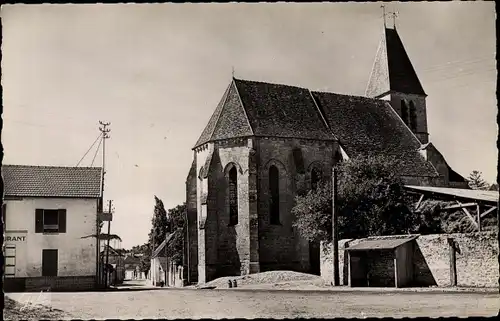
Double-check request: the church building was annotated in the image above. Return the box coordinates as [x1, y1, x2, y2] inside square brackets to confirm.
[184, 26, 467, 284]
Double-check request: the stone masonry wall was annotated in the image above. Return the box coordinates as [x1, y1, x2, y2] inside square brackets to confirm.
[212, 141, 253, 278]
[185, 158, 198, 284]
[321, 232, 498, 288]
[389, 93, 428, 144]
[257, 137, 337, 272]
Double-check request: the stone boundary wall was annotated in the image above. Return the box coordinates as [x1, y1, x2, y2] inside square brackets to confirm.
[321, 231, 498, 288]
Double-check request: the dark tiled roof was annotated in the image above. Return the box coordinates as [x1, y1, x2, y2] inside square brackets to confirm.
[310, 92, 438, 177]
[194, 78, 334, 148]
[2, 165, 102, 198]
[234, 79, 334, 141]
[194, 78, 437, 177]
[366, 28, 426, 97]
[194, 83, 232, 148]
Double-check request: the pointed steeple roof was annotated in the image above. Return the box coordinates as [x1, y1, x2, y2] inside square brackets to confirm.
[366, 27, 426, 98]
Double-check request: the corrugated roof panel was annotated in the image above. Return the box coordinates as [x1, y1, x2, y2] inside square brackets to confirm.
[347, 236, 418, 251]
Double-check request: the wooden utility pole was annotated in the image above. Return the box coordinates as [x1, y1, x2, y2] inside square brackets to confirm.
[98, 121, 111, 288]
[332, 167, 340, 286]
[105, 200, 113, 288]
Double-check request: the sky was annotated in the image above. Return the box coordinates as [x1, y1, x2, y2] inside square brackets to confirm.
[1, 2, 497, 249]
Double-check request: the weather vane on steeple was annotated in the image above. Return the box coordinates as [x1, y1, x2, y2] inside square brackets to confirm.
[232, 66, 235, 78]
[380, 4, 387, 28]
[392, 11, 399, 30]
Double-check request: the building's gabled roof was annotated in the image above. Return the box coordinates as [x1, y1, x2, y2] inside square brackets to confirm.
[366, 27, 426, 98]
[310, 91, 438, 177]
[151, 232, 176, 258]
[193, 78, 335, 148]
[2, 165, 102, 198]
[193, 77, 438, 178]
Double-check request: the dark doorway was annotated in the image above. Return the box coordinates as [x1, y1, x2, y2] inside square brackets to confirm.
[349, 253, 368, 287]
[42, 249, 58, 277]
[309, 241, 320, 275]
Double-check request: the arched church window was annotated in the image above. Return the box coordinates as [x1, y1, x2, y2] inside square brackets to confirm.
[311, 167, 322, 191]
[269, 165, 280, 225]
[409, 101, 417, 132]
[228, 167, 238, 225]
[401, 100, 409, 126]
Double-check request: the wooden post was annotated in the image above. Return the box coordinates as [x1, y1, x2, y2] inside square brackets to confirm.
[105, 200, 112, 288]
[448, 238, 457, 287]
[476, 204, 481, 232]
[332, 167, 340, 286]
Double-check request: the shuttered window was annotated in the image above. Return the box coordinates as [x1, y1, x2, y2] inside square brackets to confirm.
[2, 203, 6, 231]
[35, 209, 67, 233]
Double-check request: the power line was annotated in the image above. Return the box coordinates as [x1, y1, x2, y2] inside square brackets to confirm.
[420, 56, 494, 73]
[426, 67, 495, 85]
[91, 136, 104, 167]
[76, 133, 103, 167]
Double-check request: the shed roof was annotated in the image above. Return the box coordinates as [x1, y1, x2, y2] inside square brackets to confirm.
[405, 185, 499, 204]
[347, 235, 418, 251]
[2, 165, 102, 198]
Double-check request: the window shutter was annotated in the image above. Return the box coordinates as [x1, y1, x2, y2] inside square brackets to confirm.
[35, 209, 44, 233]
[2, 203, 6, 229]
[58, 209, 67, 233]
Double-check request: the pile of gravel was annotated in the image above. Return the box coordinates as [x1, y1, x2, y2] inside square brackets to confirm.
[199, 270, 322, 289]
[4, 297, 69, 321]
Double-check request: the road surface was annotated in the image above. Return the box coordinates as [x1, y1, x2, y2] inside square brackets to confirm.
[5, 287, 498, 319]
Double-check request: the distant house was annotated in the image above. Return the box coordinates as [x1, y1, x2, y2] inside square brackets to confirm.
[100, 244, 125, 285]
[123, 254, 142, 280]
[2, 165, 102, 292]
[150, 231, 185, 287]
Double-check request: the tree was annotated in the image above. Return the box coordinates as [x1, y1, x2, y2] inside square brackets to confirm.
[165, 203, 186, 265]
[292, 154, 419, 243]
[148, 196, 169, 251]
[467, 170, 490, 190]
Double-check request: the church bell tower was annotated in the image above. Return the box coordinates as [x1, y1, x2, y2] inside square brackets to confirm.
[365, 17, 429, 144]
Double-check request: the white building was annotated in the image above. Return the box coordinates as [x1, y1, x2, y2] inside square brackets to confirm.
[2, 165, 102, 291]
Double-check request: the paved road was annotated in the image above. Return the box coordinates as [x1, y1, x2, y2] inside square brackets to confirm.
[6, 288, 499, 319]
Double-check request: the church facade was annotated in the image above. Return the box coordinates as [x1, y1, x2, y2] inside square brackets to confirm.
[184, 27, 467, 284]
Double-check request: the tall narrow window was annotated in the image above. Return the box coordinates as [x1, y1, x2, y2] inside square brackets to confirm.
[228, 167, 238, 226]
[269, 165, 280, 225]
[409, 101, 417, 132]
[311, 167, 322, 191]
[401, 100, 409, 126]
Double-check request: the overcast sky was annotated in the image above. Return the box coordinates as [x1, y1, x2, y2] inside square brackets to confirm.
[1, 2, 496, 249]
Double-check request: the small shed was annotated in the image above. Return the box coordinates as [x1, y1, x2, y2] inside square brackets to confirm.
[346, 235, 418, 288]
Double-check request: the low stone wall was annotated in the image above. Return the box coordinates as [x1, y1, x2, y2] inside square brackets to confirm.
[167, 262, 185, 287]
[321, 231, 498, 288]
[5, 276, 96, 292]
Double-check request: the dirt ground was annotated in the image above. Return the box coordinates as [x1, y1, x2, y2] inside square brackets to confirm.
[5, 287, 499, 319]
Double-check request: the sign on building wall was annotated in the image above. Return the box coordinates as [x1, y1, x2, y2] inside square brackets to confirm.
[5, 230, 28, 244]
[5, 230, 27, 278]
